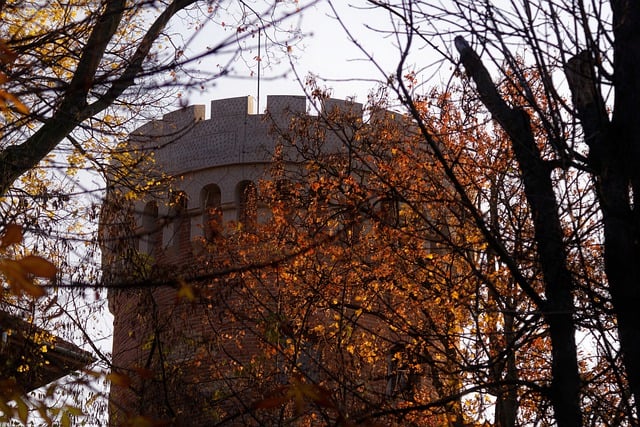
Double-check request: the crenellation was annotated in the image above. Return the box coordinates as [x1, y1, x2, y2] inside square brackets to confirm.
[322, 98, 363, 117]
[210, 95, 255, 118]
[163, 104, 206, 126]
[132, 95, 369, 177]
[266, 94, 307, 117]
[122, 94, 382, 246]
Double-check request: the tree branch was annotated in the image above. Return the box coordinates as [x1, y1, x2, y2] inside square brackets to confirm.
[0, 0, 195, 196]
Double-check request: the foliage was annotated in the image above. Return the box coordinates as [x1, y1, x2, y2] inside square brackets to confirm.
[104, 62, 630, 426]
[317, 1, 638, 426]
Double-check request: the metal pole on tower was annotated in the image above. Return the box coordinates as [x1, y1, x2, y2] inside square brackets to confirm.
[257, 27, 261, 113]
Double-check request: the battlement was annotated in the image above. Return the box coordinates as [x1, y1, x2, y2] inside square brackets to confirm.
[108, 95, 366, 264]
[129, 95, 363, 176]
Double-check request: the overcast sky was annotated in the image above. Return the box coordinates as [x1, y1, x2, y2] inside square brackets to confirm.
[173, 1, 430, 115]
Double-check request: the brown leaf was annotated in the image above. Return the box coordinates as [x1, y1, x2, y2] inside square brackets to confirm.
[107, 372, 132, 388]
[18, 255, 57, 278]
[0, 259, 46, 298]
[1, 224, 22, 248]
[252, 395, 289, 410]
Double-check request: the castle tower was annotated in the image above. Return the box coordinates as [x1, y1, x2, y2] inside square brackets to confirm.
[100, 95, 386, 426]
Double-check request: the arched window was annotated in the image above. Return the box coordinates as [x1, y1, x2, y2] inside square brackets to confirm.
[200, 184, 222, 241]
[142, 201, 161, 255]
[169, 191, 190, 252]
[378, 196, 400, 226]
[386, 345, 419, 399]
[236, 181, 257, 232]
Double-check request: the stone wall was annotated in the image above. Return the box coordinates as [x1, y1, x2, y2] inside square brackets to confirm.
[124, 95, 362, 261]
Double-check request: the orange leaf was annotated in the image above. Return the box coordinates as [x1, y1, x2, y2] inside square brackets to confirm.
[0, 258, 45, 297]
[0, 92, 29, 114]
[23, 282, 46, 298]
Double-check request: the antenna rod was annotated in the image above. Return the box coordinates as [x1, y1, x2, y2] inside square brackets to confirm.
[257, 28, 261, 113]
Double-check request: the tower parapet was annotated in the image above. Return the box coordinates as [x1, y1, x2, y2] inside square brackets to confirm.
[112, 95, 364, 261]
[128, 95, 323, 177]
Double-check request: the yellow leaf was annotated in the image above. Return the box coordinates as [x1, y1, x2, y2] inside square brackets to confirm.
[177, 281, 195, 301]
[61, 411, 70, 427]
[65, 406, 84, 416]
[16, 395, 28, 424]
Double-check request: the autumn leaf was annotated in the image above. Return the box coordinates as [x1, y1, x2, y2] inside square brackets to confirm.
[0, 258, 47, 297]
[15, 396, 28, 424]
[176, 280, 195, 301]
[133, 367, 155, 380]
[252, 394, 288, 410]
[18, 255, 57, 278]
[0, 90, 29, 114]
[0, 223, 22, 248]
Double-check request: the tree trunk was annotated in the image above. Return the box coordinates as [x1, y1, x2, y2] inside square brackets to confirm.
[565, 2, 640, 415]
[455, 37, 582, 427]
[606, 0, 640, 417]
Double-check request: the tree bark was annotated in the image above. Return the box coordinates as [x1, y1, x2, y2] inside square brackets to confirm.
[565, 2, 640, 417]
[610, 3, 640, 417]
[455, 36, 582, 427]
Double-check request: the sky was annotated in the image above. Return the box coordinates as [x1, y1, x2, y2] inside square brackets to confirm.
[172, 1, 428, 116]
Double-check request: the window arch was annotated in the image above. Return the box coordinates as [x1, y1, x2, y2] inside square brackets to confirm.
[200, 184, 222, 241]
[236, 180, 257, 232]
[142, 201, 161, 255]
[169, 191, 190, 252]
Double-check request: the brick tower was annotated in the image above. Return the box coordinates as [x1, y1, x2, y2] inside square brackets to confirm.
[101, 95, 396, 425]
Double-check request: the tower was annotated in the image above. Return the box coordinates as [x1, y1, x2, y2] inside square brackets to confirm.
[101, 95, 389, 426]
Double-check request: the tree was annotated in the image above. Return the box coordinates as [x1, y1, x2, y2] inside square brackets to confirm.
[320, 0, 638, 425]
[8, 0, 635, 425]
[0, 1, 310, 425]
[100, 76, 624, 426]
[102, 82, 608, 426]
